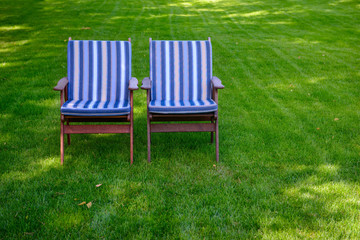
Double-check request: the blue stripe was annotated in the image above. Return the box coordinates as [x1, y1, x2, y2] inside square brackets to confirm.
[150, 41, 156, 99]
[104, 41, 111, 108]
[206, 41, 211, 99]
[69, 41, 74, 100]
[115, 41, 120, 106]
[124, 42, 130, 102]
[93, 41, 102, 108]
[128, 41, 131, 84]
[73, 41, 84, 107]
[67, 41, 70, 100]
[161, 41, 166, 101]
[114, 100, 120, 109]
[83, 41, 89, 102]
[67, 41, 71, 100]
[188, 41, 193, 101]
[107, 42, 111, 101]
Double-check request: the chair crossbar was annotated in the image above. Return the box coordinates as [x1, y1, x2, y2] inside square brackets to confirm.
[151, 123, 215, 133]
[64, 124, 130, 134]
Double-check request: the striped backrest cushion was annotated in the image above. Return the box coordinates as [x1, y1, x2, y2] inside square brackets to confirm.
[67, 40, 131, 102]
[150, 40, 212, 102]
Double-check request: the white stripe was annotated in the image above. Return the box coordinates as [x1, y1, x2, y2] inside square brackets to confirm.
[156, 41, 161, 100]
[120, 42, 125, 102]
[109, 41, 117, 105]
[89, 41, 98, 108]
[165, 41, 170, 100]
[82, 41, 89, 103]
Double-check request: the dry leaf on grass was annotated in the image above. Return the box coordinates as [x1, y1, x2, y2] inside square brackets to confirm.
[96, 184, 102, 188]
[86, 202, 92, 208]
[334, 118, 339, 121]
[78, 201, 86, 206]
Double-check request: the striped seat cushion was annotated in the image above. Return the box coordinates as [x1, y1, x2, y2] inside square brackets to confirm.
[61, 40, 131, 116]
[149, 99, 217, 114]
[61, 100, 130, 116]
[148, 40, 217, 114]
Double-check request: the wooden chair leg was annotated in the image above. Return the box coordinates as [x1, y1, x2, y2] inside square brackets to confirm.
[60, 120, 64, 165]
[215, 118, 219, 162]
[211, 120, 214, 144]
[147, 115, 151, 162]
[67, 120, 71, 145]
[130, 115, 134, 165]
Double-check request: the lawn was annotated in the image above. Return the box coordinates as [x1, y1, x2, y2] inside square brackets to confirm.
[1, 0, 359, 238]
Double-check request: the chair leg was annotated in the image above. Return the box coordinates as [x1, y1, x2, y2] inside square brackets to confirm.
[211, 120, 214, 144]
[147, 114, 151, 162]
[130, 115, 134, 165]
[215, 118, 219, 162]
[60, 120, 64, 165]
[67, 120, 71, 145]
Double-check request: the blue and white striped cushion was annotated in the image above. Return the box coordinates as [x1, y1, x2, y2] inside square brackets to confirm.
[61, 40, 131, 116]
[148, 40, 217, 114]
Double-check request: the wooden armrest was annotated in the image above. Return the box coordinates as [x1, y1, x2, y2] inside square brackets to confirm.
[141, 77, 151, 90]
[129, 77, 139, 90]
[211, 76, 224, 89]
[53, 77, 69, 91]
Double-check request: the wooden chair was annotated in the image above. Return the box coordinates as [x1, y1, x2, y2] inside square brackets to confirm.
[141, 38, 224, 162]
[54, 38, 138, 165]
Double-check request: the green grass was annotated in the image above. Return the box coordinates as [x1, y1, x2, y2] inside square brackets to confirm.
[1, 0, 360, 238]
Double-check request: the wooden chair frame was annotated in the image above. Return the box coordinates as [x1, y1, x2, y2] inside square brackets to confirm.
[53, 38, 138, 165]
[141, 37, 224, 162]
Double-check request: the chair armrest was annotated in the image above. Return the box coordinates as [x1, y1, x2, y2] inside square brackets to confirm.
[141, 77, 151, 90]
[211, 76, 224, 89]
[129, 77, 139, 90]
[53, 77, 69, 91]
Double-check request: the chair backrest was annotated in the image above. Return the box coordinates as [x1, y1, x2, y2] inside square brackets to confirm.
[67, 40, 131, 102]
[150, 40, 212, 102]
